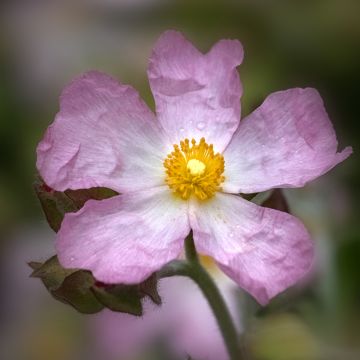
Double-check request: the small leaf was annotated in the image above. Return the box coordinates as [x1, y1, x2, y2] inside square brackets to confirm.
[52, 270, 104, 314]
[261, 189, 290, 213]
[34, 176, 118, 232]
[28, 261, 42, 271]
[34, 179, 78, 232]
[90, 274, 162, 315]
[30, 255, 76, 291]
[241, 193, 259, 201]
[91, 284, 143, 316]
[29, 255, 162, 315]
[65, 187, 118, 208]
[29, 256, 104, 314]
[139, 274, 162, 305]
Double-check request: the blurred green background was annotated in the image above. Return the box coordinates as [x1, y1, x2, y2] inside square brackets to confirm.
[0, 0, 359, 359]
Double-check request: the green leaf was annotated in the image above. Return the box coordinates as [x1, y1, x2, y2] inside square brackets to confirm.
[29, 256, 103, 313]
[29, 255, 162, 315]
[52, 270, 104, 314]
[241, 193, 259, 201]
[261, 189, 290, 213]
[90, 274, 162, 316]
[30, 255, 76, 291]
[34, 176, 118, 233]
[91, 284, 143, 316]
[138, 274, 162, 305]
[65, 187, 118, 208]
[28, 261, 42, 271]
[34, 179, 78, 232]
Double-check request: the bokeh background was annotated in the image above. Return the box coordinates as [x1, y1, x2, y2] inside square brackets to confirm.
[0, 0, 359, 359]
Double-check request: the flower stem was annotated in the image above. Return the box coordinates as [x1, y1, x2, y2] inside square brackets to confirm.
[184, 231, 199, 263]
[159, 234, 243, 360]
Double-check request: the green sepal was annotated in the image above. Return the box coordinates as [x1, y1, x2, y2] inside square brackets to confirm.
[28, 261, 43, 271]
[34, 176, 118, 233]
[52, 270, 104, 314]
[30, 255, 102, 314]
[34, 180, 77, 232]
[64, 187, 118, 208]
[90, 274, 161, 316]
[138, 274, 162, 305]
[261, 189, 290, 213]
[241, 193, 259, 201]
[30, 255, 77, 291]
[91, 284, 143, 316]
[29, 256, 162, 315]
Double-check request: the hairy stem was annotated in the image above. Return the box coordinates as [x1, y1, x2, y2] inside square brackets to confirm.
[184, 231, 199, 263]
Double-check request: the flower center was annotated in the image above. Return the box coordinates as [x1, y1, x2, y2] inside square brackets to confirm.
[164, 137, 225, 200]
[187, 159, 206, 176]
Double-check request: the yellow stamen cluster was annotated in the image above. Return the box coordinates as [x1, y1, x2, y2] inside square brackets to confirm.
[164, 137, 225, 200]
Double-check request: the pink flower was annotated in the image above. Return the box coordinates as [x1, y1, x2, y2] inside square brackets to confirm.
[36, 30, 351, 305]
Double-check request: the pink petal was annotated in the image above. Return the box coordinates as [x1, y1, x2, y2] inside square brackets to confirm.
[189, 193, 314, 305]
[148, 30, 243, 152]
[56, 187, 189, 284]
[223, 88, 352, 194]
[37, 71, 170, 192]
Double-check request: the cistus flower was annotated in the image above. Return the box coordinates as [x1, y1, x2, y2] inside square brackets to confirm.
[36, 30, 352, 305]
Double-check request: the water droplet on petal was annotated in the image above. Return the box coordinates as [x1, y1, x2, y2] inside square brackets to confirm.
[197, 121, 206, 130]
[229, 232, 234, 238]
[236, 224, 241, 229]
[70, 257, 75, 262]
[179, 127, 185, 132]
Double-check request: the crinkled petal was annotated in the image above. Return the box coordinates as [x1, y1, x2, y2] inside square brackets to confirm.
[223, 88, 352, 194]
[37, 71, 170, 192]
[189, 193, 314, 305]
[148, 30, 243, 152]
[56, 187, 190, 284]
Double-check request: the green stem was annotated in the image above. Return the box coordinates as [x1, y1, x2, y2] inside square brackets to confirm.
[184, 231, 199, 263]
[159, 234, 243, 360]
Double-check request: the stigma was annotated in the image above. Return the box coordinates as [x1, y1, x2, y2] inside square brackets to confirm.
[187, 159, 206, 176]
[164, 137, 225, 200]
